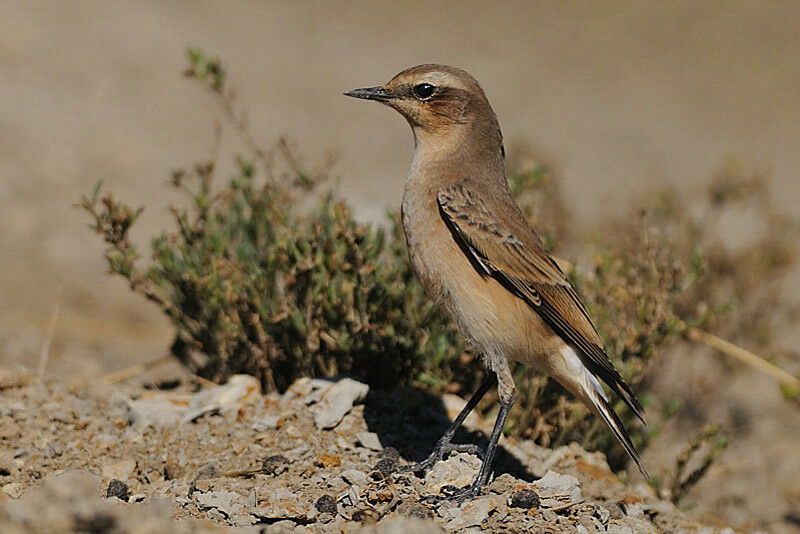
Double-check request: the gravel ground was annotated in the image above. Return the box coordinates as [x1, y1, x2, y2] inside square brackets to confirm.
[0, 366, 730, 533]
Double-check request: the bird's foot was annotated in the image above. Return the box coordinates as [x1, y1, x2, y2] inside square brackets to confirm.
[398, 441, 484, 475]
[419, 479, 487, 504]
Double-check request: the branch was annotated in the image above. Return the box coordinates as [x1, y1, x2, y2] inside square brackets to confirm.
[685, 327, 800, 390]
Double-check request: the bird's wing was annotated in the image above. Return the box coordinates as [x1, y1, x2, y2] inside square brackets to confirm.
[437, 183, 644, 421]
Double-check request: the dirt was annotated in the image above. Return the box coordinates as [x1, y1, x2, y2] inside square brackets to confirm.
[0, 365, 728, 533]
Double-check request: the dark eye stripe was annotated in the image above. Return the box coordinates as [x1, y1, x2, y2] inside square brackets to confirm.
[413, 83, 435, 99]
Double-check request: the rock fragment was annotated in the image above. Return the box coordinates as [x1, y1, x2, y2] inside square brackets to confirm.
[423, 452, 481, 494]
[509, 488, 540, 509]
[440, 494, 505, 531]
[253, 414, 282, 431]
[106, 479, 129, 502]
[314, 494, 337, 515]
[356, 431, 383, 451]
[534, 469, 582, 501]
[261, 454, 289, 476]
[102, 458, 136, 481]
[126, 374, 260, 428]
[312, 378, 369, 430]
[373, 458, 398, 479]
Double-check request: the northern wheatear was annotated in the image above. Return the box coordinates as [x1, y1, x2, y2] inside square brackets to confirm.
[345, 64, 646, 499]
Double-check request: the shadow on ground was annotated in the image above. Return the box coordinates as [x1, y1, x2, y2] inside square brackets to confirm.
[362, 386, 534, 483]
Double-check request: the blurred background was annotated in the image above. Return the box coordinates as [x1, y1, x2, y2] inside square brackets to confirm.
[1, 2, 799, 531]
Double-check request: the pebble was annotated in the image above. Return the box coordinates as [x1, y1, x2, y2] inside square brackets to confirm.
[312, 378, 369, 430]
[102, 458, 136, 481]
[106, 479, 129, 502]
[423, 452, 481, 494]
[533, 469, 582, 501]
[441, 494, 505, 531]
[127, 374, 261, 427]
[356, 431, 383, 451]
[509, 489, 540, 509]
[262, 454, 290, 475]
[253, 414, 282, 432]
[373, 458, 398, 479]
[251, 487, 316, 523]
[314, 494, 337, 514]
[195, 490, 243, 518]
[341, 468, 368, 486]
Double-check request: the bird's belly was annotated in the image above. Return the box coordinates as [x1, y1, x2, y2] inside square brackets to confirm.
[402, 206, 561, 368]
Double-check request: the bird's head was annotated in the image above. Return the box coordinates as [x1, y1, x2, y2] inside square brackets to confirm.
[345, 64, 502, 155]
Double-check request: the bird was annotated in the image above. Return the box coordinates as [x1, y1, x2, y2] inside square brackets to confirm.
[344, 64, 646, 499]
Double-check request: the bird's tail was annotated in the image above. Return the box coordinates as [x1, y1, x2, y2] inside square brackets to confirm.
[578, 370, 648, 478]
[587, 385, 648, 478]
[561, 345, 648, 477]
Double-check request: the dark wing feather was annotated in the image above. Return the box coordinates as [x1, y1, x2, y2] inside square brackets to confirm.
[437, 183, 644, 422]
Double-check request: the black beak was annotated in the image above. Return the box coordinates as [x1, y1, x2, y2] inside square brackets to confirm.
[343, 86, 395, 102]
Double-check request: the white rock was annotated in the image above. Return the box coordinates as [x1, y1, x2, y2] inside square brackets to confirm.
[355, 431, 382, 451]
[533, 470, 582, 501]
[442, 494, 505, 531]
[102, 458, 136, 481]
[340, 469, 368, 486]
[424, 453, 481, 494]
[253, 414, 282, 432]
[127, 374, 261, 428]
[312, 378, 369, 430]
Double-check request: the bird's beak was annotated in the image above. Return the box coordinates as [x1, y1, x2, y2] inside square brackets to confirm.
[343, 86, 395, 102]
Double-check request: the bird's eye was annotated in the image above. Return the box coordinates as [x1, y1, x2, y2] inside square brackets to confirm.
[413, 83, 436, 100]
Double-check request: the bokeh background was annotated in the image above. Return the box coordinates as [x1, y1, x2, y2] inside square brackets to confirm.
[2, 2, 799, 531]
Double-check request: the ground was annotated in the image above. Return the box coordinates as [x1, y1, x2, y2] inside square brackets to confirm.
[0, 364, 728, 533]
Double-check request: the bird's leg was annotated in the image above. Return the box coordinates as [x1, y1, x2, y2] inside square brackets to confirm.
[440, 360, 516, 501]
[400, 372, 497, 474]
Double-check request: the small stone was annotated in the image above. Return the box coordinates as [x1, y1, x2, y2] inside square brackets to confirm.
[314, 453, 341, 468]
[164, 458, 184, 480]
[195, 490, 242, 517]
[250, 488, 316, 524]
[352, 508, 381, 523]
[424, 453, 481, 494]
[373, 458, 398, 479]
[341, 469, 368, 486]
[194, 464, 218, 481]
[261, 455, 289, 475]
[317, 512, 335, 524]
[312, 378, 369, 430]
[355, 431, 382, 451]
[533, 470, 582, 501]
[253, 414, 282, 432]
[487, 473, 519, 495]
[102, 458, 136, 481]
[315, 494, 337, 515]
[442, 494, 504, 531]
[509, 489, 540, 509]
[395, 501, 434, 519]
[106, 479, 129, 502]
